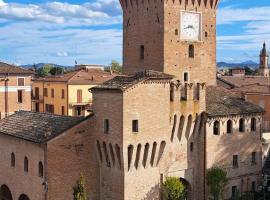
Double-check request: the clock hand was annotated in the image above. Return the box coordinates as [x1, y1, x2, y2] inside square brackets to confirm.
[184, 25, 194, 29]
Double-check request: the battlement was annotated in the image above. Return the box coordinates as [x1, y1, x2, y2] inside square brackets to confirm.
[170, 81, 206, 102]
[119, 0, 219, 10]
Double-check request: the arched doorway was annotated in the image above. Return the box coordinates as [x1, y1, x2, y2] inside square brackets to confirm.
[18, 194, 30, 200]
[0, 185, 13, 200]
[180, 178, 192, 200]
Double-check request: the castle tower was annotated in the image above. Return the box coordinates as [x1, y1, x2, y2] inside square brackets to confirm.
[259, 42, 269, 77]
[120, 0, 219, 85]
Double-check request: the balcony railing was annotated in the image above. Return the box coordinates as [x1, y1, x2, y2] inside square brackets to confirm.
[31, 96, 43, 102]
[69, 100, 92, 107]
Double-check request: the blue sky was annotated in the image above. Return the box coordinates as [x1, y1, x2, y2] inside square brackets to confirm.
[0, 0, 269, 65]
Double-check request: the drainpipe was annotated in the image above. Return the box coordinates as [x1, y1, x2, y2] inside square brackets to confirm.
[43, 143, 48, 200]
[4, 74, 9, 117]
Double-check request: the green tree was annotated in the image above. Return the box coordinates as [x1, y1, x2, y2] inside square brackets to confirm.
[50, 66, 65, 75]
[244, 66, 254, 75]
[163, 177, 186, 200]
[105, 60, 122, 73]
[37, 64, 53, 77]
[206, 167, 228, 200]
[73, 174, 88, 200]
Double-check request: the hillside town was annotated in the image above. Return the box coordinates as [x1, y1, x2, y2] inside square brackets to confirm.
[0, 0, 270, 200]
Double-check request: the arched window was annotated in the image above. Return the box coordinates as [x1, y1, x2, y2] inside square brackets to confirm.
[11, 152, 15, 167]
[227, 120, 233, 134]
[189, 45, 194, 58]
[239, 118, 245, 132]
[213, 121, 220, 135]
[24, 157, 28, 172]
[175, 29, 179, 35]
[251, 118, 256, 131]
[38, 162, 43, 177]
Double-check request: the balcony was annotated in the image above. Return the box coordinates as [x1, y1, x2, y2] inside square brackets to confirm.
[69, 100, 93, 114]
[31, 96, 44, 103]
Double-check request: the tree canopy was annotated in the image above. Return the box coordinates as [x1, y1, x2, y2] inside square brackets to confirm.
[73, 174, 88, 200]
[163, 177, 186, 200]
[206, 167, 228, 200]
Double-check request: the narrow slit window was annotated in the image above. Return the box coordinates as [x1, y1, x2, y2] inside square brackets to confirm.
[140, 45, 145, 60]
[132, 120, 139, 132]
[104, 119, 110, 134]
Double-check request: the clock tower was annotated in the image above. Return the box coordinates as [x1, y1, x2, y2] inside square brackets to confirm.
[120, 0, 219, 85]
[259, 42, 269, 77]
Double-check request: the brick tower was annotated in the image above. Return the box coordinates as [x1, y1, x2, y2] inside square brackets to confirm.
[259, 42, 269, 77]
[120, 0, 219, 85]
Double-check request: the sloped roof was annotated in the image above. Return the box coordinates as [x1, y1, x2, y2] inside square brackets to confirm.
[219, 76, 270, 87]
[231, 83, 270, 94]
[92, 70, 173, 91]
[0, 111, 89, 143]
[0, 62, 34, 75]
[206, 86, 264, 117]
[34, 69, 116, 85]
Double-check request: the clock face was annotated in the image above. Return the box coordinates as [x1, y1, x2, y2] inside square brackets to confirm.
[181, 11, 201, 41]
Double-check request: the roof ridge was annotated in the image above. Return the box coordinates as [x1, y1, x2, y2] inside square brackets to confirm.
[67, 69, 84, 83]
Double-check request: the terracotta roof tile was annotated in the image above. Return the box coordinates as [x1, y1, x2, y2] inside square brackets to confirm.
[92, 70, 173, 91]
[219, 76, 270, 87]
[34, 69, 116, 84]
[206, 86, 264, 117]
[0, 62, 34, 75]
[0, 111, 89, 143]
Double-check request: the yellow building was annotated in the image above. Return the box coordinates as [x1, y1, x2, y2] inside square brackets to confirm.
[32, 69, 115, 116]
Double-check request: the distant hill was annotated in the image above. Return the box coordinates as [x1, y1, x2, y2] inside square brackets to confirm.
[217, 61, 259, 69]
[21, 63, 73, 69]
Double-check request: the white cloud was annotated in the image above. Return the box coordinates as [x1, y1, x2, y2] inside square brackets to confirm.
[218, 6, 270, 25]
[0, 1, 122, 25]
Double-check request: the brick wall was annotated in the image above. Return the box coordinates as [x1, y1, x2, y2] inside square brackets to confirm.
[46, 118, 100, 200]
[122, 0, 217, 85]
[206, 115, 263, 198]
[0, 134, 45, 200]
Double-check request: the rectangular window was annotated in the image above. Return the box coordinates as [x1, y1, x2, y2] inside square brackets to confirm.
[18, 90, 23, 103]
[50, 105, 54, 113]
[233, 155, 238, 168]
[17, 77, 25, 86]
[132, 120, 139, 132]
[44, 88, 48, 97]
[35, 87, 39, 100]
[35, 103, 39, 112]
[140, 45, 145, 60]
[61, 106, 65, 115]
[232, 186, 237, 197]
[61, 89, 65, 99]
[77, 89, 82, 103]
[252, 152, 256, 165]
[51, 88, 54, 98]
[45, 104, 49, 112]
[45, 104, 54, 113]
[104, 119, 109, 134]
[251, 181, 256, 192]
